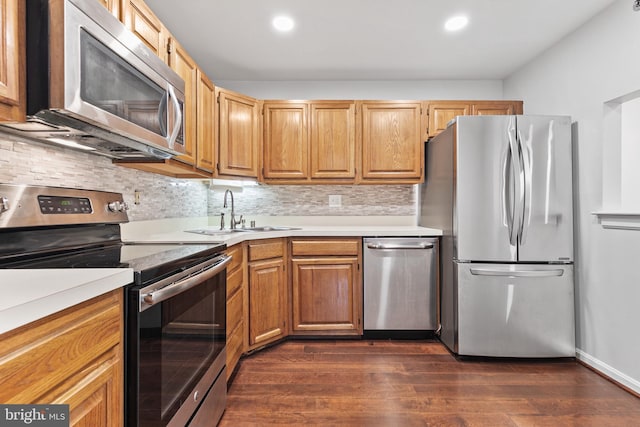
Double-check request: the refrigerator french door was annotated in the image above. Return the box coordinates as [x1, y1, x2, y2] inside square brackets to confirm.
[421, 115, 576, 357]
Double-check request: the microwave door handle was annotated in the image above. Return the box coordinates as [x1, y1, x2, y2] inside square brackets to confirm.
[158, 91, 168, 136]
[167, 85, 183, 148]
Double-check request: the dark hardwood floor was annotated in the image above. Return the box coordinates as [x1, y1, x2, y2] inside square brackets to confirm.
[219, 340, 640, 426]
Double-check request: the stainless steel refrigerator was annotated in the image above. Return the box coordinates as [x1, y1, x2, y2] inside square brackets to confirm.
[419, 115, 575, 357]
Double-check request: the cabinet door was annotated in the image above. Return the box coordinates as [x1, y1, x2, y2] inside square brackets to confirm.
[96, 0, 120, 18]
[121, 0, 168, 63]
[0, 0, 25, 122]
[262, 102, 308, 180]
[291, 257, 361, 335]
[47, 349, 123, 427]
[218, 89, 260, 178]
[309, 102, 356, 180]
[196, 70, 216, 173]
[248, 258, 287, 347]
[427, 101, 470, 137]
[471, 101, 519, 116]
[361, 101, 423, 181]
[168, 38, 198, 166]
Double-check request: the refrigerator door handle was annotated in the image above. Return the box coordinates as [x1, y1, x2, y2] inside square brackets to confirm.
[508, 120, 524, 247]
[470, 268, 564, 278]
[519, 128, 533, 245]
[501, 143, 513, 241]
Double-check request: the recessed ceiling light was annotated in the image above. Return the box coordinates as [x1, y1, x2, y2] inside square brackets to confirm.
[444, 15, 468, 32]
[272, 15, 294, 32]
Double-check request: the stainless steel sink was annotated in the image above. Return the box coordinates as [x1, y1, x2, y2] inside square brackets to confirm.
[185, 229, 251, 236]
[242, 226, 301, 232]
[185, 226, 300, 236]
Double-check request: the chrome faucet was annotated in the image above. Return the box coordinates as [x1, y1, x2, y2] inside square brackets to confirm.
[223, 189, 243, 229]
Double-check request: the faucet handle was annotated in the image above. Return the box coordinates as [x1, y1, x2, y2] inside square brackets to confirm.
[234, 214, 244, 226]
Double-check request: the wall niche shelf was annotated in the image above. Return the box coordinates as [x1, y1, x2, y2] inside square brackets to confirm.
[593, 212, 640, 230]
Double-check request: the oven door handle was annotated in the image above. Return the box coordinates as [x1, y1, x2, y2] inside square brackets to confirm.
[141, 255, 231, 310]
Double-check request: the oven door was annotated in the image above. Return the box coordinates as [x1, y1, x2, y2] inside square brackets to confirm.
[126, 255, 230, 427]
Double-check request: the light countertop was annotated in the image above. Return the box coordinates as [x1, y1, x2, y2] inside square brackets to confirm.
[0, 269, 133, 335]
[121, 216, 442, 245]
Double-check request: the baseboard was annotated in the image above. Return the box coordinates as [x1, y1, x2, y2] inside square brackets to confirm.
[576, 348, 640, 396]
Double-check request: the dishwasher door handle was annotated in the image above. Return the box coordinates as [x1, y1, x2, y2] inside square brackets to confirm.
[366, 243, 434, 250]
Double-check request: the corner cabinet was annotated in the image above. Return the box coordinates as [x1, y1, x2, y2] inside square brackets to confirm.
[247, 239, 288, 350]
[359, 101, 425, 183]
[290, 238, 363, 336]
[427, 100, 524, 137]
[217, 88, 260, 178]
[0, 290, 124, 427]
[0, 0, 25, 123]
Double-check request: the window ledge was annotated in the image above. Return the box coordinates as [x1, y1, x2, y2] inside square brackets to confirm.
[593, 211, 640, 230]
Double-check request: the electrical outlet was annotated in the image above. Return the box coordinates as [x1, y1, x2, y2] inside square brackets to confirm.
[329, 195, 342, 207]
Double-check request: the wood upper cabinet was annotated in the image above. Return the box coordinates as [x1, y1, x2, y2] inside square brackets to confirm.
[168, 37, 198, 167]
[262, 100, 357, 183]
[196, 69, 216, 173]
[471, 100, 523, 116]
[427, 101, 470, 138]
[121, 0, 168, 63]
[0, 290, 123, 427]
[359, 101, 424, 183]
[262, 102, 309, 181]
[96, 0, 120, 18]
[427, 100, 524, 137]
[290, 238, 362, 336]
[0, 0, 25, 122]
[247, 239, 288, 349]
[218, 88, 260, 178]
[310, 101, 357, 180]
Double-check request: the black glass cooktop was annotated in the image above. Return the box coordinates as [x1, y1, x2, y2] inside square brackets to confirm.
[0, 242, 226, 285]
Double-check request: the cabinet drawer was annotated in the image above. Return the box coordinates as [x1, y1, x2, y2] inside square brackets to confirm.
[227, 288, 243, 333]
[291, 239, 360, 256]
[227, 265, 243, 299]
[248, 239, 284, 261]
[225, 244, 243, 273]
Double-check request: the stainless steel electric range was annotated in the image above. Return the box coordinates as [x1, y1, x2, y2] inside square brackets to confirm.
[0, 184, 229, 427]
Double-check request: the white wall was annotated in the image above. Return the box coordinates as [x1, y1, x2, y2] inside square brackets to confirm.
[504, 0, 640, 392]
[214, 79, 503, 100]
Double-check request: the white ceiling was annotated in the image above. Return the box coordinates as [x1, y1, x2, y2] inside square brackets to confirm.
[144, 0, 616, 81]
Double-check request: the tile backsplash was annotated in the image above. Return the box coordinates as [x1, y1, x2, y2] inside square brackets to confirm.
[1, 136, 415, 221]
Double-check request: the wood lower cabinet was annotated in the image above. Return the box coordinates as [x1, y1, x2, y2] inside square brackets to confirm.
[247, 239, 288, 349]
[359, 101, 425, 183]
[290, 238, 362, 336]
[0, 289, 123, 427]
[0, 0, 25, 123]
[218, 88, 260, 178]
[225, 243, 245, 380]
[427, 100, 524, 137]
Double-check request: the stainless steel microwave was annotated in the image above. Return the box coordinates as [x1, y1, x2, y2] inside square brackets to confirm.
[1, 0, 186, 160]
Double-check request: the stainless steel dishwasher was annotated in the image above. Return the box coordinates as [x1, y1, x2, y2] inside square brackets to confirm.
[363, 237, 439, 336]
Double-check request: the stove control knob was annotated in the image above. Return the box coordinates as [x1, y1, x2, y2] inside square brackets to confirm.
[108, 201, 128, 212]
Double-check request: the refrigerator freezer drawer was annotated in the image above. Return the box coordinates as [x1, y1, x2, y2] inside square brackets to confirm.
[456, 262, 575, 357]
